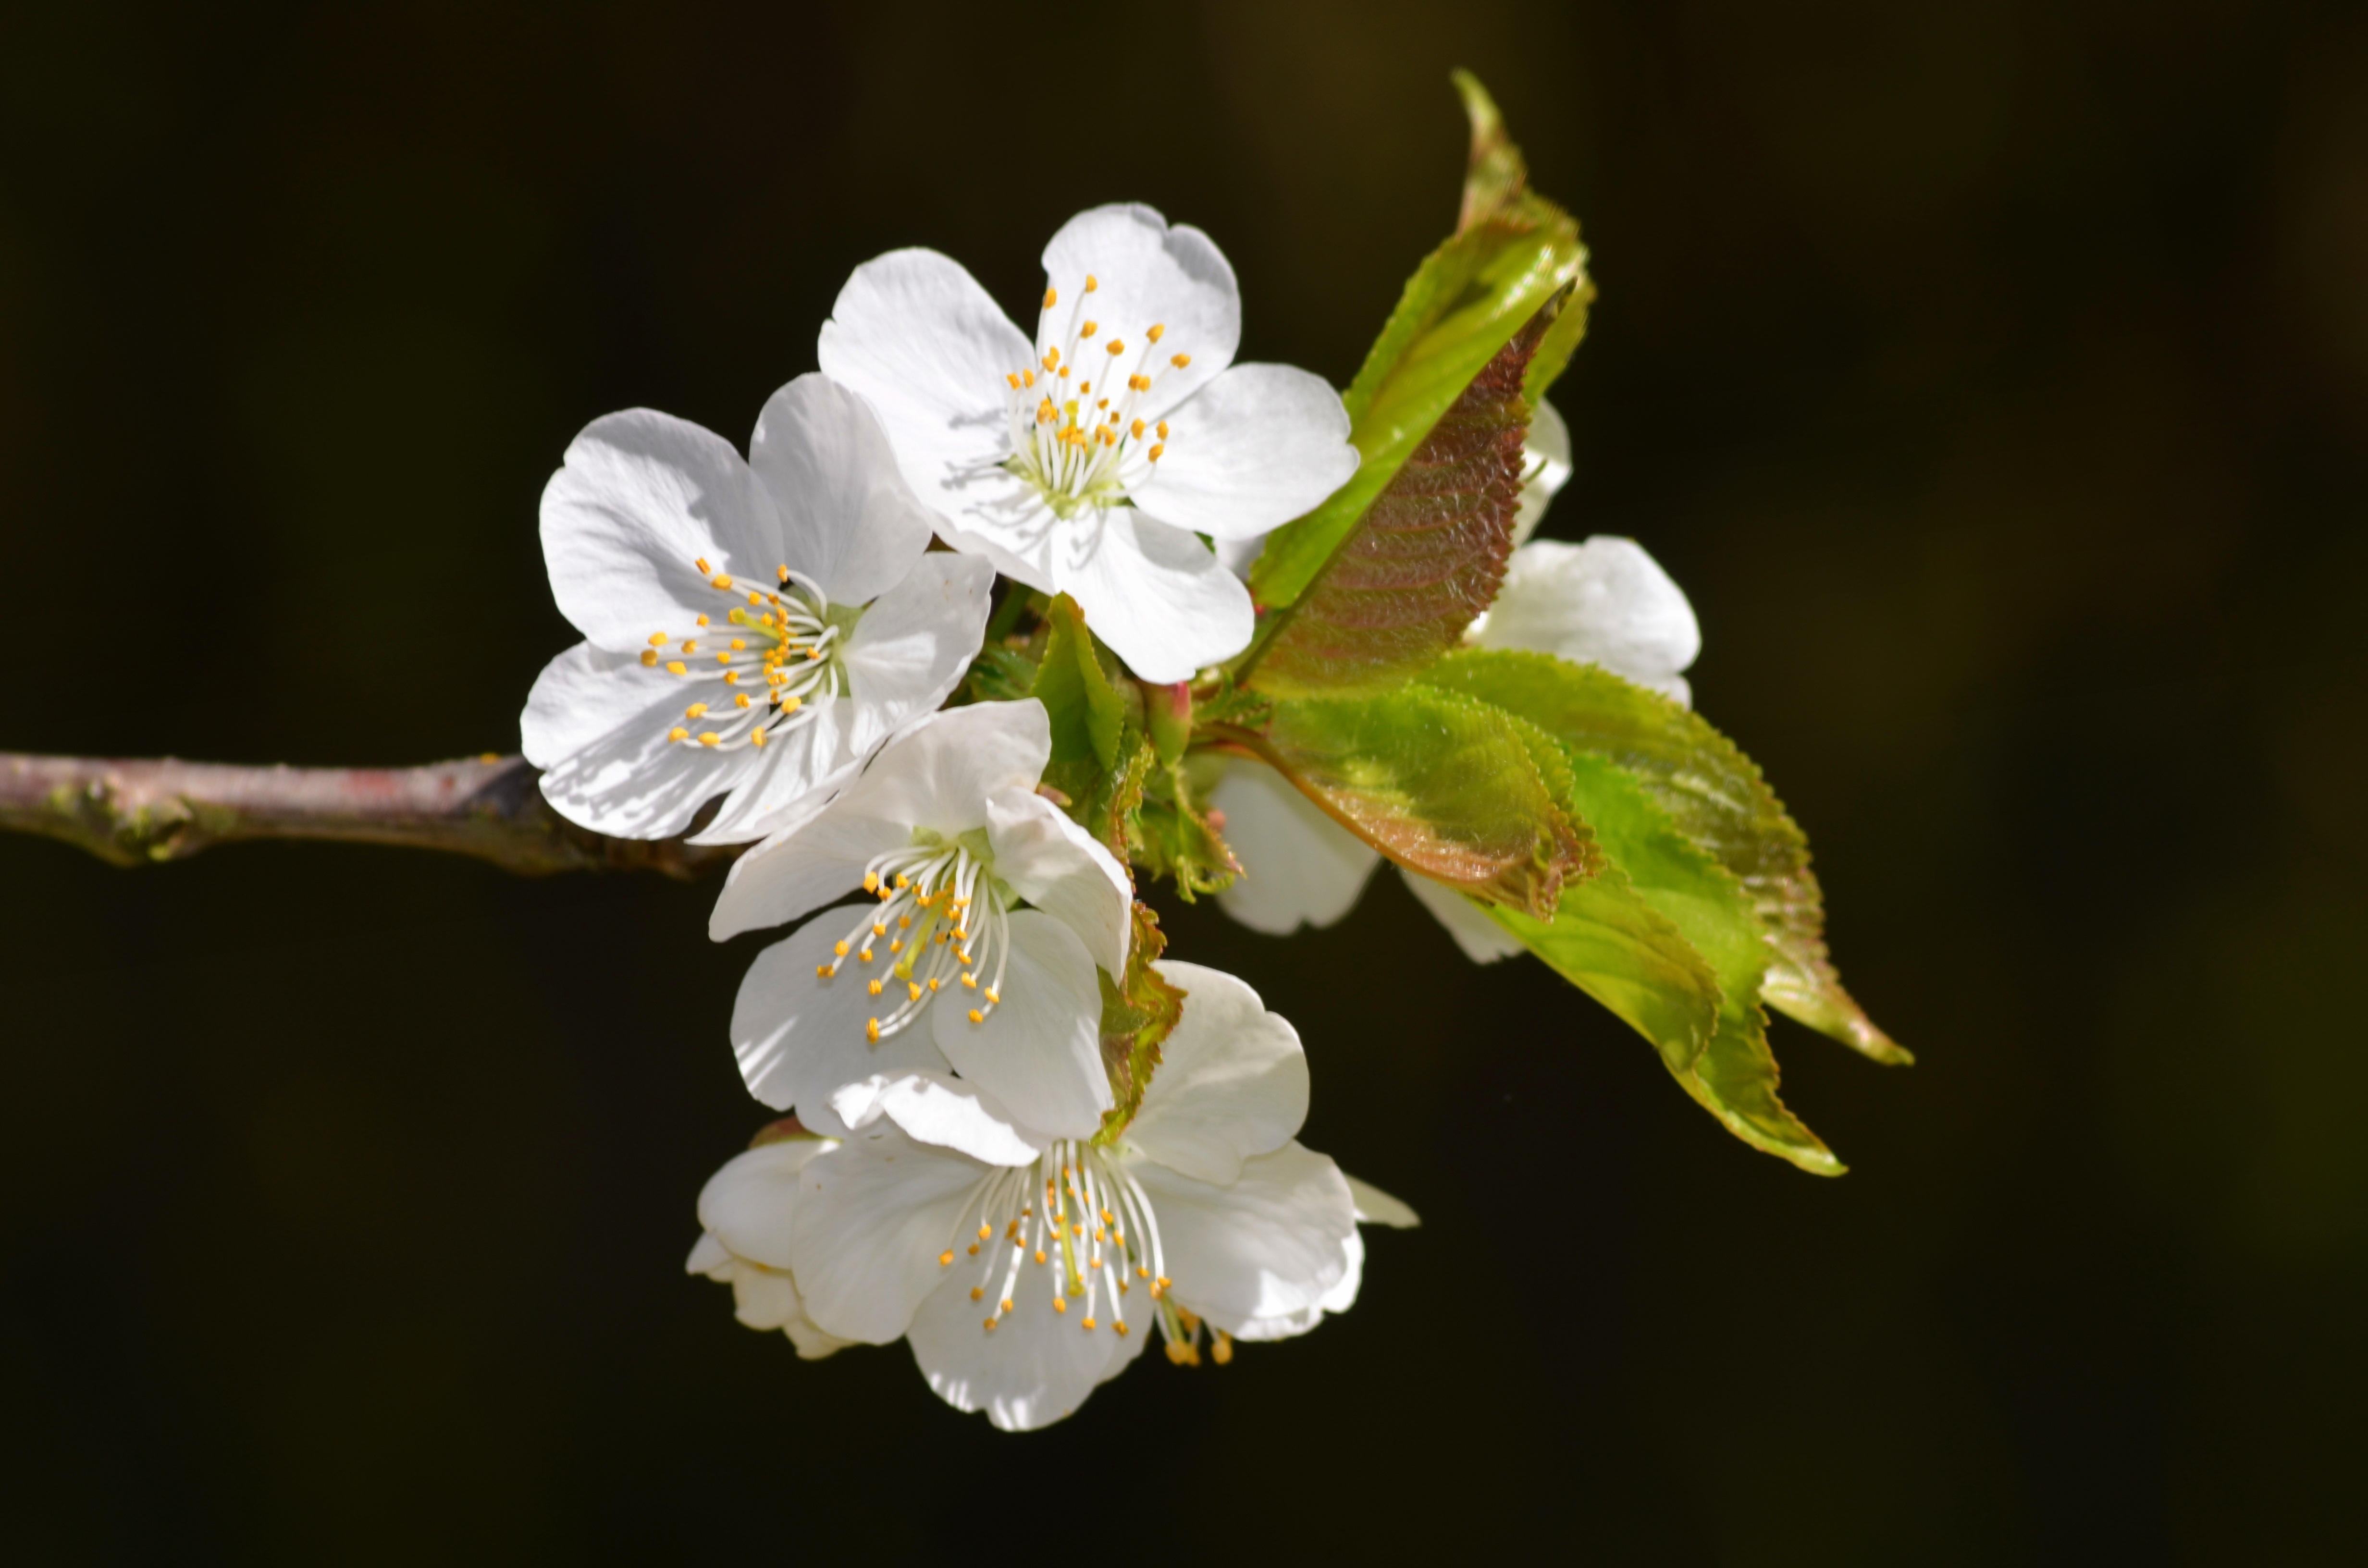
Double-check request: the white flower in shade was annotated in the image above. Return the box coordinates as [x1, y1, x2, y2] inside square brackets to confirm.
[1213, 402, 1699, 961]
[685, 1124, 856, 1362]
[521, 373, 996, 844]
[714, 699, 1133, 1143]
[818, 204, 1359, 684]
[775, 962, 1407, 1430]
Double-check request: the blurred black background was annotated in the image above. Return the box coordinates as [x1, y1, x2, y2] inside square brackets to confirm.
[4, 1, 2364, 1561]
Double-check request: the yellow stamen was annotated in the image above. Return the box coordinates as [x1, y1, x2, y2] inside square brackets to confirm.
[648, 632, 668, 647]
[1170, 353, 1191, 368]
[666, 661, 687, 675]
[698, 733, 720, 747]
[666, 727, 688, 743]
[1147, 323, 1165, 343]
[1043, 287, 1058, 309]
[641, 649, 658, 667]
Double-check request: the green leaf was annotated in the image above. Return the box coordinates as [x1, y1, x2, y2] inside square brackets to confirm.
[1128, 754, 1240, 901]
[1246, 75, 1592, 612]
[1031, 593, 1125, 771]
[1242, 283, 1572, 699]
[1422, 649, 1908, 1065]
[1092, 902, 1186, 1146]
[1216, 684, 1594, 916]
[1558, 750, 1839, 1175]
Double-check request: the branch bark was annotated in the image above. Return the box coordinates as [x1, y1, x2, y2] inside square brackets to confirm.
[0, 753, 741, 879]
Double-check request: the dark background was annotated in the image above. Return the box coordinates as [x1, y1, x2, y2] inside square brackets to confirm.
[3, 1, 2363, 1561]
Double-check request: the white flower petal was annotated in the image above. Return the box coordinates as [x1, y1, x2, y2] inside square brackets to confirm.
[1052, 510, 1253, 683]
[524, 642, 763, 840]
[540, 409, 780, 652]
[1234, 1229, 1363, 1342]
[789, 1123, 988, 1345]
[695, 1138, 834, 1269]
[930, 910, 1110, 1140]
[1510, 396, 1573, 549]
[833, 551, 996, 759]
[928, 479, 1064, 594]
[680, 698, 854, 847]
[1400, 868, 1529, 964]
[1209, 761, 1381, 935]
[817, 247, 1030, 528]
[1130, 364, 1357, 541]
[780, 1312, 857, 1361]
[829, 1070, 1048, 1166]
[729, 919, 956, 1134]
[1123, 962, 1308, 1185]
[1128, 1141, 1355, 1334]
[707, 775, 903, 939]
[685, 1231, 732, 1277]
[1039, 204, 1240, 423]
[749, 373, 940, 606]
[1344, 1172, 1421, 1228]
[905, 1252, 1148, 1432]
[985, 791, 1133, 978]
[820, 698, 1052, 841]
[1471, 537, 1700, 704]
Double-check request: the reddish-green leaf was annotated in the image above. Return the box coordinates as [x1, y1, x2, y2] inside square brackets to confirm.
[1243, 286, 1572, 699]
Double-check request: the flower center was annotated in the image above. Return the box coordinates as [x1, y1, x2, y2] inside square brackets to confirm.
[814, 831, 1014, 1043]
[934, 1141, 1175, 1344]
[999, 273, 1192, 520]
[639, 559, 857, 751]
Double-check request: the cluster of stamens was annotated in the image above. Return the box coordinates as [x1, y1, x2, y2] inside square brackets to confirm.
[936, 1142, 1177, 1343]
[999, 272, 1191, 519]
[815, 837, 1013, 1042]
[641, 559, 846, 749]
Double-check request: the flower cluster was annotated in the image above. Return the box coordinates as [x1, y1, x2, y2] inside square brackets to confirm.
[519, 85, 1889, 1424]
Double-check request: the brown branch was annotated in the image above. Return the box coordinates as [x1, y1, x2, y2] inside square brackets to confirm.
[0, 752, 742, 880]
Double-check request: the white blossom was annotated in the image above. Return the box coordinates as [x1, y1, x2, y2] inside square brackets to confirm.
[768, 962, 1410, 1430]
[714, 699, 1133, 1142]
[685, 1127, 857, 1362]
[818, 204, 1358, 684]
[522, 374, 994, 844]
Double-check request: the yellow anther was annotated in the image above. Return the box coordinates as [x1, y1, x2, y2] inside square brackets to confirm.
[1044, 347, 1060, 368]
[895, 874, 909, 888]
[1170, 353, 1191, 368]
[927, 978, 940, 992]
[667, 727, 689, 743]
[967, 1008, 984, 1024]
[1147, 323, 1165, 343]
[816, 964, 834, 978]
[907, 982, 921, 1002]
[699, 733, 720, 747]
[983, 1318, 998, 1333]
[1148, 444, 1164, 462]
[867, 978, 883, 996]
[729, 638, 745, 650]
[1081, 1317, 1097, 1331]
[641, 649, 658, 667]
[1114, 1321, 1130, 1336]
[805, 647, 822, 661]
[858, 947, 873, 963]
[778, 696, 801, 714]
[751, 728, 767, 748]
[978, 1224, 991, 1240]
[682, 638, 698, 653]
[1137, 1264, 1150, 1279]
[1036, 1250, 1048, 1264]
[711, 574, 733, 590]
[1057, 365, 1069, 379]
[715, 652, 731, 664]
[1006, 372, 1021, 389]
[648, 632, 668, 647]
[962, 974, 977, 989]
[666, 661, 687, 675]
[1023, 368, 1036, 388]
[1000, 1297, 1013, 1312]
[1212, 1331, 1234, 1365]
[685, 703, 708, 718]
[1084, 274, 1098, 293]
[866, 1017, 880, 1042]
[863, 872, 879, 893]
[833, 941, 849, 957]
[695, 557, 712, 574]
[777, 564, 791, 582]
[696, 612, 710, 625]
[1053, 1297, 1067, 1314]
[1157, 421, 1169, 438]
[1106, 339, 1123, 355]
[967, 1243, 979, 1256]
[1131, 419, 1146, 439]
[888, 939, 901, 954]
[1043, 287, 1058, 309]
[984, 988, 999, 1004]
[897, 915, 911, 929]
[723, 671, 740, 684]
[971, 1286, 984, 1301]
[734, 694, 751, 708]
[938, 1250, 954, 1267]
[746, 591, 762, 607]
[1036, 399, 1055, 424]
